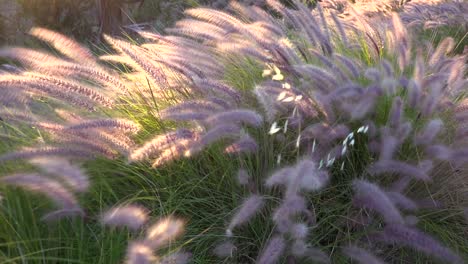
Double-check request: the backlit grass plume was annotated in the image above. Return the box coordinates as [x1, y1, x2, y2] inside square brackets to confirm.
[0, 157, 89, 222]
[100, 206, 188, 264]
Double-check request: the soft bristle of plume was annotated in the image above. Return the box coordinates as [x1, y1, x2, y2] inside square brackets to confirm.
[256, 235, 286, 264]
[29, 27, 96, 65]
[101, 204, 149, 231]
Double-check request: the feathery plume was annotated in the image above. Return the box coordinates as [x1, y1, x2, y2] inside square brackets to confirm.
[88, 130, 135, 155]
[227, 195, 264, 235]
[265, 167, 295, 187]
[334, 54, 360, 78]
[0, 147, 94, 163]
[0, 47, 63, 67]
[254, 86, 279, 122]
[192, 79, 241, 102]
[0, 109, 37, 123]
[160, 112, 211, 122]
[145, 216, 185, 249]
[381, 60, 394, 77]
[414, 119, 443, 145]
[273, 194, 307, 233]
[25, 73, 114, 107]
[330, 11, 348, 47]
[126, 241, 155, 264]
[429, 37, 455, 67]
[224, 135, 258, 155]
[150, 138, 200, 168]
[367, 160, 432, 181]
[200, 124, 241, 146]
[375, 224, 463, 264]
[350, 94, 377, 120]
[30, 158, 89, 192]
[130, 129, 195, 162]
[301, 123, 350, 144]
[343, 245, 384, 264]
[293, 65, 338, 92]
[389, 97, 403, 128]
[103, 35, 167, 87]
[185, 8, 247, 33]
[101, 204, 149, 231]
[39, 62, 128, 92]
[54, 137, 118, 159]
[379, 128, 399, 161]
[28, 27, 96, 65]
[167, 19, 228, 41]
[447, 58, 465, 90]
[316, 3, 330, 43]
[295, 0, 332, 53]
[364, 68, 381, 82]
[161, 100, 227, 117]
[0, 86, 29, 106]
[391, 13, 410, 70]
[1, 173, 78, 209]
[382, 78, 398, 95]
[206, 109, 263, 127]
[65, 119, 140, 134]
[353, 179, 405, 224]
[287, 159, 329, 195]
[0, 75, 105, 110]
[256, 235, 286, 264]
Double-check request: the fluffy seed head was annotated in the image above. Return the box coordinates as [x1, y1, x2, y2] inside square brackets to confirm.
[256, 236, 286, 264]
[227, 194, 264, 233]
[353, 179, 405, 224]
[343, 245, 384, 264]
[101, 204, 149, 231]
[145, 217, 185, 249]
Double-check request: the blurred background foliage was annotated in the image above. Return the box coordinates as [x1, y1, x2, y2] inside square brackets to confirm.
[0, 0, 188, 44]
[0, 0, 317, 45]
